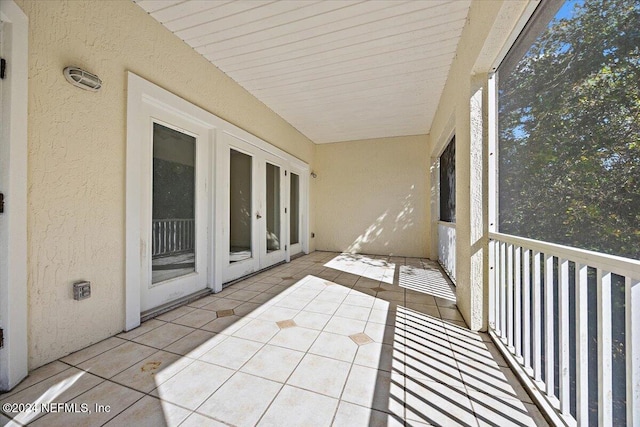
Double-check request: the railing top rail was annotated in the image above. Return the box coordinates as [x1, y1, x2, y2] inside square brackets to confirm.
[438, 221, 456, 228]
[152, 218, 195, 222]
[489, 231, 640, 279]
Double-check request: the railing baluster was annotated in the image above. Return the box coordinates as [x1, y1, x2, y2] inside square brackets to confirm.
[507, 244, 514, 348]
[489, 240, 496, 331]
[190, 219, 194, 250]
[558, 258, 570, 416]
[597, 269, 612, 426]
[182, 219, 186, 251]
[523, 249, 531, 369]
[151, 219, 195, 257]
[515, 246, 522, 358]
[172, 221, 177, 253]
[576, 263, 589, 425]
[164, 221, 168, 255]
[545, 253, 555, 399]
[533, 250, 542, 382]
[494, 240, 500, 335]
[500, 242, 507, 342]
[627, 277, 640, 426]
[177, 220, 181, 252]
[152, 222, 156, 256]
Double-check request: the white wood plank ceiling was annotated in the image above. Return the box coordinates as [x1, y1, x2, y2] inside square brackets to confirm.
[135, 0, 471, 143]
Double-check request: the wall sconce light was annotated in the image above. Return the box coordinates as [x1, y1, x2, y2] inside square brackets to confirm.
[310, 172, 317, 178]
[63, 66, 102, 92]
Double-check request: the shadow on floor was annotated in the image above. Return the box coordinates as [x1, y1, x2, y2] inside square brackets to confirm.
[0, 252, 547, 427]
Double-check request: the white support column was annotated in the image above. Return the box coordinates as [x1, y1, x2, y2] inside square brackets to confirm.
[454, 76, 487, 331]
[576, 264, 589, 425]
[429, 156, 440, 262]
[597, 269, 612, 426]
[488, 73, 498, 335]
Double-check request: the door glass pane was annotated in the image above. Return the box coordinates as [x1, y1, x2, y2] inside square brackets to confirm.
[266, 163, 280, 252]
[290, 173, 300, 245]
[230, 149, 252, 262]
[152, 123, 196, 284]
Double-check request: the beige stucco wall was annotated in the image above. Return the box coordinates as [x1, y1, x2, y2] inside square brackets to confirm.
[428, 0, 530, 330]
[15, 0, 315, 369]
[315, 135, 430, 258]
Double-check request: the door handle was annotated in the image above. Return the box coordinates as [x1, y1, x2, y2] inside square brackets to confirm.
[256, 212, 262, 219]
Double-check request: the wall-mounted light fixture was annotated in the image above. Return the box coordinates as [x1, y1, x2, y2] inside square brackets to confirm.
[310, 172, 317, 178]
[63, 66, 102, 92]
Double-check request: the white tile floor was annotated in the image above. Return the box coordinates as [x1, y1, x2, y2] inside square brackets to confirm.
[0, 252, 548, 426]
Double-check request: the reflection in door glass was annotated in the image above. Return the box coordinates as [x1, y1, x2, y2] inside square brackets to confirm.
[152, 123, 196, 284]
[266, 163, 281, 252]
[290, 173, 300, 245]
[230, 149, 252, 262]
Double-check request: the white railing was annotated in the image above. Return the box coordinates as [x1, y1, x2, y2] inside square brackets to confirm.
[489, 232, 640, 426]
[152, 218, 195, 257]
[438, 221, 456, 282]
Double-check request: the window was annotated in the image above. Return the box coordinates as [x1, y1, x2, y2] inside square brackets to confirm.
[439, 136, 455, 223]
[497, 0, 640, 261]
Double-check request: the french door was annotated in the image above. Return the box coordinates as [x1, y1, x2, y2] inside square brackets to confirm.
[127, 73, 308, 327]
[218, 133, 287, 283]
[140, 104, 209, 312]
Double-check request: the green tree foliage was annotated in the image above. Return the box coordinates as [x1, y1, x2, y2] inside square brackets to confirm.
[498, 0, 640, 260]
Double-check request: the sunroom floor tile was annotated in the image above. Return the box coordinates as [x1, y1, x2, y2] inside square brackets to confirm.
[0, 252, 548, 427]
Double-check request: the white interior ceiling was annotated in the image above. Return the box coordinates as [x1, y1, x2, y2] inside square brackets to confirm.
[135, 0, 471, 144]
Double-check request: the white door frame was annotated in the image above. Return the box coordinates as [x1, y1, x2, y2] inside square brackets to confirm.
[259, 151, 287, 269]
[216, 135, 292, 284]
[216, 134, 261, 282]
[213, 144, 309, 290]
[0, 0, 28, 391]
[126, 73, 310, 330]
[126, 73, 218, 330]
[139, 108, 210, 313]
[288, 165, 308, 258]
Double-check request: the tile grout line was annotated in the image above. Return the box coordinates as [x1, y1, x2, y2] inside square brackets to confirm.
[5, 253, 477, 427]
